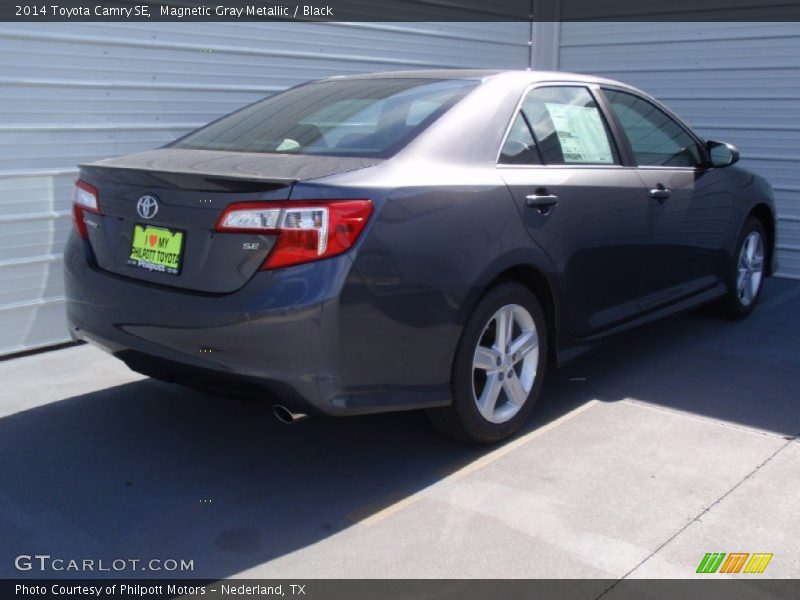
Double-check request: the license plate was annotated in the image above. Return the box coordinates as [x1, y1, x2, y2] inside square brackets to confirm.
[128, 224, 184, 275]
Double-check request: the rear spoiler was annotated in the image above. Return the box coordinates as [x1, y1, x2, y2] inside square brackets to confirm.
[78, 164, 294, 193]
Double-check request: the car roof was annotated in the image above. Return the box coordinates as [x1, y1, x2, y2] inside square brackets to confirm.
[324, 69, 630, 89]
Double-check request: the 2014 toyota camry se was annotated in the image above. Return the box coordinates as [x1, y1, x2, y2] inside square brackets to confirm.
[65, 70, 778, 443]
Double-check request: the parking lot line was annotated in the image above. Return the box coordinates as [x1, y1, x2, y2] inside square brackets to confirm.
[350, 399, 600, 526]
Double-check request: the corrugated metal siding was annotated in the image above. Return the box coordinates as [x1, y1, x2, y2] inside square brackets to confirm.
[0, 21, 530, 356]
[558, 22, 800, 279]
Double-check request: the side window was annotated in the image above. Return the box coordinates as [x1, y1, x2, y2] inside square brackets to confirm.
[604, 89, 701, 167]
[521, 86, 618, 165]
[499, 113, 541, 165]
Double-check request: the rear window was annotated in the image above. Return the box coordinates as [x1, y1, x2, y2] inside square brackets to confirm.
[172, 78, 478, 158]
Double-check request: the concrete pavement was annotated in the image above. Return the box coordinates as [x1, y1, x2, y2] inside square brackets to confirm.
[0, 278, 798, 580]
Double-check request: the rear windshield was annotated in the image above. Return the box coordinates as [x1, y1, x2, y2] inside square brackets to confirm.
[171, 78, 478, 158]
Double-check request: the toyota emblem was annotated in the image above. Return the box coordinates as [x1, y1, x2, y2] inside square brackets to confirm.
[136, 195, 159, 219]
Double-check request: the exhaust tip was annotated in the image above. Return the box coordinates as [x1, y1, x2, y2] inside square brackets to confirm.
[273, 404, 309, 425]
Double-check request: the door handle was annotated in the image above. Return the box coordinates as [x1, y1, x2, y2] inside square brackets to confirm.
[525, 192, 559, 214]
[649, 185, 671, 203]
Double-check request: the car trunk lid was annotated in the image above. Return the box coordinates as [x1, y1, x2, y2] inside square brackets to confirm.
[78, 148, 381, 294]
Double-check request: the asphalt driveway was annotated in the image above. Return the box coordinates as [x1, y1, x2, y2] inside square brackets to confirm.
[0, 278, 798, 580]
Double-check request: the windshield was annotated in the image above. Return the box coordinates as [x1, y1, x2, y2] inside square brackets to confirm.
[171, 78, 479, 158]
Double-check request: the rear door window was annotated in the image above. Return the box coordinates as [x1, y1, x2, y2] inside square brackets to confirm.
[499, 113, 542, 165]
[519, 86, 619, 165]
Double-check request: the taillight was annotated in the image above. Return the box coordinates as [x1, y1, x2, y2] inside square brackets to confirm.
[72, 179, 101, 240]
[215, 199, 373, 269]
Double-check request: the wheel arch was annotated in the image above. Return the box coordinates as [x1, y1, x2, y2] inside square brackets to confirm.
[459, 260, 562, 369]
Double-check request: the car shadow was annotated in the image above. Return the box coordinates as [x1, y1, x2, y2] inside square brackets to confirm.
[0, 279, 797, 579]
[551, 277, 800, 439]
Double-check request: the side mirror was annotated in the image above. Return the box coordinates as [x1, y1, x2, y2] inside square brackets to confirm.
[706, 140, 740, 168]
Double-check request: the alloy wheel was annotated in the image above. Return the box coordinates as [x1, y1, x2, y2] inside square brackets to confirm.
[737, 231, 764, 307]
[472, 304, 539, 424]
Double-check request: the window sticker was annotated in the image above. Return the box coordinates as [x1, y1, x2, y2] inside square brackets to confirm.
[545, 103, 613, 164]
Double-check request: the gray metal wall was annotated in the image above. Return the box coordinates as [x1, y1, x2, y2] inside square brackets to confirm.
[0, 22, 531, 356]
[557, 22, 800, 280]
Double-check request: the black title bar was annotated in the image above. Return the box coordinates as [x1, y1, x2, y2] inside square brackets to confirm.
[4, 579, 800, 599]
[5, 0, 800, 21]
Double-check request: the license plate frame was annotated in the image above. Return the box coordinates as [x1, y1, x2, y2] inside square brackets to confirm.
[127, 224, 185, 276]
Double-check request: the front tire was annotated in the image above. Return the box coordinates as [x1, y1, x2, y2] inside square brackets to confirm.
[711, 217, 767, 319]
[427, 282, 548, 444]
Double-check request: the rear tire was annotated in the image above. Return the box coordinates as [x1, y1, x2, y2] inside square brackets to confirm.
[710, 217, 767, 320]
[427, 282, 548, 444]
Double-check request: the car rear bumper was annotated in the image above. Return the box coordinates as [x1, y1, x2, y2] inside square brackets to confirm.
[64, 234, 460, 415]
